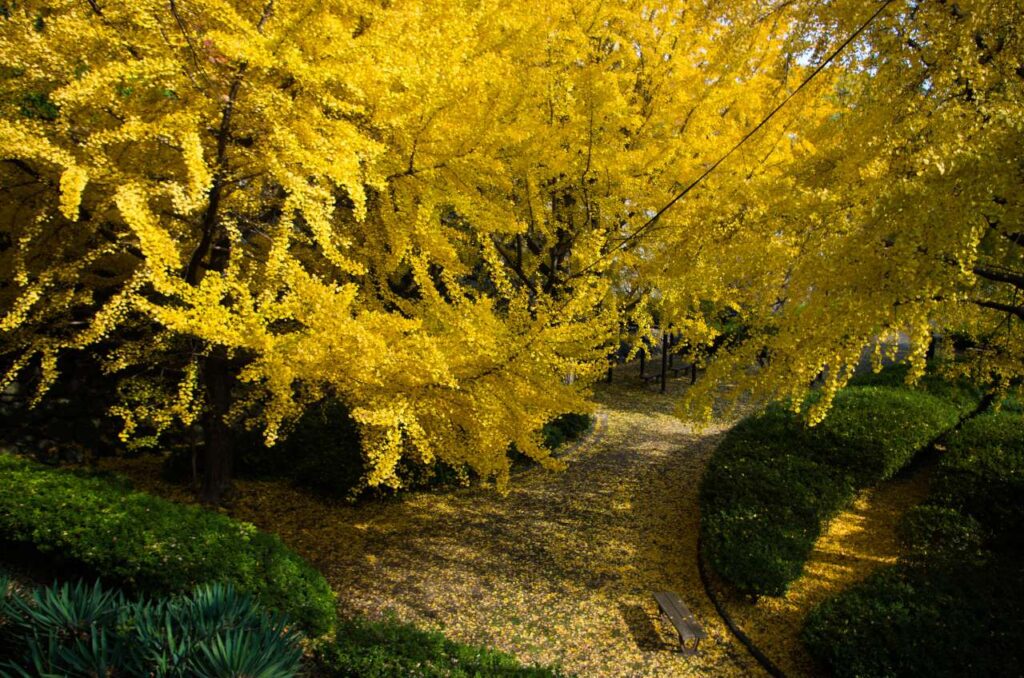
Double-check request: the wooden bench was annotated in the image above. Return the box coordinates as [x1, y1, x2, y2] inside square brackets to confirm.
[653, 591, 706, 655]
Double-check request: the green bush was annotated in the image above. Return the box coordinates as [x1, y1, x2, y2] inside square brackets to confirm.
[250, 399, 365, 495]
[0, 578, 304, 677]
[999, 388, 1024, 413]
[176, 404, 592, 499]
[849, 362, 983, 415]
[0, 453, 335, 634]
[803, 408, 1024, 677]
[701, 386, 961, 597]
[237, 399, 477, 497]
[540, 413, 592, 450]
[802, 562, 1024, 678]
[317, 614, 566, 677]
[897, 505, 985, 566]
[814, 387, 960, 485]
[701, 449, 855, 595]
[932, 411, 1024, 545]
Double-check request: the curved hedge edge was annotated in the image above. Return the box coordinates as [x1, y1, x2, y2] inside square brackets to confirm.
[696, 532, 787, 678]
[701, 385, 967, 597]
[0, 453, 336, 636]
[699, 392, 1002, 675]
[553, 411, 607, 459]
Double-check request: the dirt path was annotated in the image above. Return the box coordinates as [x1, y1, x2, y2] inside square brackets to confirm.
[105, 378, 763, 676]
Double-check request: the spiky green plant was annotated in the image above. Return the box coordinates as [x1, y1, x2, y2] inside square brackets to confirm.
[0, 580, 304, 677]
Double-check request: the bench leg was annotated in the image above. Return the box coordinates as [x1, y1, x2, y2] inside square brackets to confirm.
[659, 611, 701, 656]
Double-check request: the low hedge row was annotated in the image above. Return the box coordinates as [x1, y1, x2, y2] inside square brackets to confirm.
[801, 559, 1024, 678]
[701, 385, 962, 596]
[317, 614, 567, 677]
[0, 455, 568, 676]
[798, 413, 1024, 675]
[848, 362, 983, 416]
[802, 413, 1024, 677]
[0, 453, 336, 635]
[931, 410, 1024, 547]
[896, 505, 985, 566]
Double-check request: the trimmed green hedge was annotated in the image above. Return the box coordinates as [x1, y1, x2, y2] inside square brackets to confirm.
[0, 453, 335, 635]
[897, 505, 985, 565]
[701, 386, 961, 596]
[803, 407, 1024, 677]
[802, 561, 1024, 678]
[932, 410, 1024, 546]
[317, 614, 566, 677]
[813, 387, 961, 485]
[849, 362, 983, 415]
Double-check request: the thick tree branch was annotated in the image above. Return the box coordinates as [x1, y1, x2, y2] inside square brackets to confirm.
[184, 1, 274, 285]
[973, 265, 1024, 290]
[184, 73, 243, 285]
[491, 236, 537, 294]
[971, 298, 1024, 321]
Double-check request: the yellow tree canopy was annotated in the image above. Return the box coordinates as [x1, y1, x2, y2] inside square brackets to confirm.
[1, 0, 1020, 496]
[650, 0, 1024, 421]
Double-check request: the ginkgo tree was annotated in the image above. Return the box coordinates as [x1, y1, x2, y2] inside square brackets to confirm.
[0, 0, 796, 502]
[648, 0, 1024, 422]
[1, 0, 1020, 502]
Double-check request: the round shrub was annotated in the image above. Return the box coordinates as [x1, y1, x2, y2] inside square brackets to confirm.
[897, 505, 984, 565]
[933, 411, 1024, 544]
[803, 563, 1024, 678]
[849, 362, 982, 415]
[815, 386, 960, 485]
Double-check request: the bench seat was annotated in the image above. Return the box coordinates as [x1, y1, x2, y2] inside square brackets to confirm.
[654, 591, 707, 654]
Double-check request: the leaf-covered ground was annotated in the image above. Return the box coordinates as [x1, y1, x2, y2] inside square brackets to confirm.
[707, 460, 934, 676]
[103, 373, 764, 677]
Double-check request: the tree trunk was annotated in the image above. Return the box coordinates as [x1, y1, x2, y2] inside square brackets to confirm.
[660, 330, 669, 394]
[199, 348, 234, 504]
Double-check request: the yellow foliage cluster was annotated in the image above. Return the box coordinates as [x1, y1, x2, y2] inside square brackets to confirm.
[1, 0, 1021, 489]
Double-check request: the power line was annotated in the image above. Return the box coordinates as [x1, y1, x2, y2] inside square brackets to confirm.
[469, 1, 897, 388]
[575, 0, 897, 277]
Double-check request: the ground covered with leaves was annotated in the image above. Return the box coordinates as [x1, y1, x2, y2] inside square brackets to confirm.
[104, 373, 763, 677]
